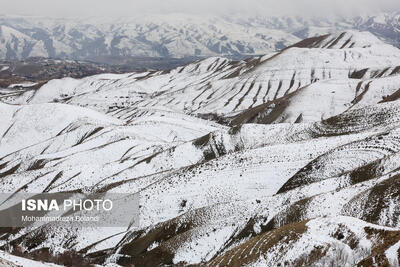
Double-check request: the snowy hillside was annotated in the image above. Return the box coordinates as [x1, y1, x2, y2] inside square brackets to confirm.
[0, 12, 400, 60]
[1, 31, 400, 266]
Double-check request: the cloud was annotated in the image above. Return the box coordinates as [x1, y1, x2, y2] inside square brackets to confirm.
[1, 0, 400, 18]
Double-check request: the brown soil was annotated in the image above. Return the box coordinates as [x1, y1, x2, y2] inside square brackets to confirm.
[203, 220, 309, 267]
[379, 89, 400, 103]
[357, 227, 400, 266]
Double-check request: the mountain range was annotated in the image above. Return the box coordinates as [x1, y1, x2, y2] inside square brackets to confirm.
[0, 12, 399, 60]
[1, 30, 400, 266]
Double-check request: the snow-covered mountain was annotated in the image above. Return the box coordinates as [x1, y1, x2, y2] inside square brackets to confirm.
[0, 12, 400, 60]
[1, 31, 400, 266]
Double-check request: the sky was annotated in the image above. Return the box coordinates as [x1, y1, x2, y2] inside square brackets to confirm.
[1, 0, 400, 18]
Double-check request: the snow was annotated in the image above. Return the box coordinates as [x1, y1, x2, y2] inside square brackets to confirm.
[0, 251, 61, 267]
[29, 77, 94, 103]
[8, 82, 38, 88]
[385, 240, 400, 266]
[0, 12, 399, 60]
[1, 30, 400, 266]
[0, 102, 123, 157]
[0, 25, 48, 58]
[8, 30, 400, 124]
[279, 79, 357, 122]
[173, 225, 237, 264]
[305, 31, 389, 49]
[246, 216, 396, 266]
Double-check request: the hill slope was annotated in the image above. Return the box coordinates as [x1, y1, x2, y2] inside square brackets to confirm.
[1, 31, 400, 266]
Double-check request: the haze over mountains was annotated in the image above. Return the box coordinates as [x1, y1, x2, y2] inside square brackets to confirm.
[0, 12, 400, 61]
[1, 29, 400, 266]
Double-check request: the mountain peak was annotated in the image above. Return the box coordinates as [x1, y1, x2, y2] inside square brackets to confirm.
[290, 31, 387, 49]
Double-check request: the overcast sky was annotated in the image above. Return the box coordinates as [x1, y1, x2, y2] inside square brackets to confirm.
[1, 0, 400, 18]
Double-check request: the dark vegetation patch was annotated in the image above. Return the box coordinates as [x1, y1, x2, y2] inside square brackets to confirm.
[227, 99, 289, 126]
[294, 114, 303, 123]
[0, 164, 20, 179]
[192, 133, 212, 148]
[196, 113, 229, 125]
[228, 125, 242, 135]
[222, 68, 242, 79]
[216, 199, 314, 263]
[233, 80, 256, 111]
[55, 124, 72, 136]
[288, 34, 330, 48]
[74, 127, 104, 147]
[357, 227, 400, 266]
[143, 153, 159, 164]
[390, 66, 400, 76]
[292, 245, 329, 266]
[224, 81, 249, 108]
[348, 160, 383, 185]
[227, 85, 305, 126]
[116, 219, 194, 267]
[205, 220, 309, 267]
[1, 122, 16, 141]
[222, 57, 262, 79]
[327, 32, 347, 48]
[332, 224, 360, 249]
[270, 198, 312, 228]
[0, 227, 22, 240]
[350, 68, 368, 79]
[26, 157, 63, 172]
[192, 133, 228, 161]
[27, 159, 49, 171]
[311, 104, 397, 138]
[43, 171, 63, 192]
[203, 149, 217, 161]
[376, 68, 390, 78]
[344, 174, 400, 227]
[340, 37, 353, 48]
[0, 161, 8, 171]
[361, 174, 400, 226]
[276, 158, 321, 194]
[379, 89, 400, 103]
[352, 82, 371, 105]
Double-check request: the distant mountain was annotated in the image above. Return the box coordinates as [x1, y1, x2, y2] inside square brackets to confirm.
[2, 31, 400, 266]
[0, 13, 399, 60]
